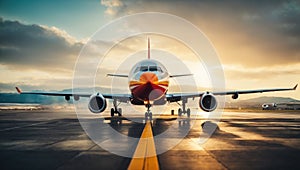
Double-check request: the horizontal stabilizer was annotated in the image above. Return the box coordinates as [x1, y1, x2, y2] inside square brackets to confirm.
[107, 74, 128, 78]
[169, 74, 193, 78]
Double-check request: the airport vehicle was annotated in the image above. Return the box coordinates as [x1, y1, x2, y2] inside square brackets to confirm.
[262, 102, 300, 110]
[262, 103, 277, 110]
[15, 39, 298, 120]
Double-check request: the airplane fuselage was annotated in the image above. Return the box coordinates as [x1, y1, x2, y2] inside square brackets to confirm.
[128, 59, 169, 105]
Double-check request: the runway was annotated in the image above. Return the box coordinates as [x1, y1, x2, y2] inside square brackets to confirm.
[0, 109, 299, 170]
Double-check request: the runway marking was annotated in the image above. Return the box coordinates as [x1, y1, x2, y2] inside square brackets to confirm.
[221, 126, 268, 140]
[0, 121, 50, 132]
[128, 121, 159, 170]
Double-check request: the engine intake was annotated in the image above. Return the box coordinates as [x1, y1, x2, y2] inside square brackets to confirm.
[199, 93, 217, 112]
[88, 93, 107, 113]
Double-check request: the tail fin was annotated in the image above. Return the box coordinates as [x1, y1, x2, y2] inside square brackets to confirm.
[148, 38, 150, 59]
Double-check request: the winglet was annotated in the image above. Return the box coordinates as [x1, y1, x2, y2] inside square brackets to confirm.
[148, 38, 150, 59]
[15, 87, 22, 94]
[293, 84, 298, 90]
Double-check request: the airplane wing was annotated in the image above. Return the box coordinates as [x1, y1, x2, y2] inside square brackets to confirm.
[16, 87, 91, 97]
[166, 84, 298, 102]
[107, 73, 193, 78]
[166, 92, 204, 102]
[15, 87, 132, 102]
[213, 84, 298, 95]
[16, 84, 297, 103]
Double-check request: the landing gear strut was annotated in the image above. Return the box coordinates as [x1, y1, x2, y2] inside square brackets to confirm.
[177, 98, 191, 118]
[145, 104, 152, 121]
[111, 99, 122, 117]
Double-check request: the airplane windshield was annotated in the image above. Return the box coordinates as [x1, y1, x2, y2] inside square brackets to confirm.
[134, 67, 140, 73]
[149, 66, 157, 71]
[140, 66, 148, 72]
[130, 59, 167, 75]
[136, 66, 164, 72]
[129, 59, 169, 78]
[157, 67, 163, 72]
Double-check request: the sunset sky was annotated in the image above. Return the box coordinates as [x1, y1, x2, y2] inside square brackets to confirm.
[0, 0, 299, 100]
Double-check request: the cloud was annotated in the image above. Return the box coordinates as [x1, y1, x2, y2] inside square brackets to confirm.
[271, 1, 300, 37]
[0, 18, 157, 92]
[0, 18, 84, 73]
[100, 0, 300, 67]
[224, 64, 300, 80]
[101, 0, 124, 16]
[0, 78, 72, 93]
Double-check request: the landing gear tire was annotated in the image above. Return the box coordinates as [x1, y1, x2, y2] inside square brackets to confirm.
[145, 112, 152, 121]
[187, 108, 191, 118]
[111, 108, 114, 117]
[178, 108, 182, 116]
[118, 108, 122, 116]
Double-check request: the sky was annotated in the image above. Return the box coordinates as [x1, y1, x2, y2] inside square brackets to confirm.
[0, 0, 299, 100]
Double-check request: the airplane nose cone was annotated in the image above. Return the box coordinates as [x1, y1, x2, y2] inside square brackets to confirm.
[140, 72, 158, 84]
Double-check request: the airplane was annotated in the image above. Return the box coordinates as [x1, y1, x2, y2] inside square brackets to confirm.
[16, 38, 298, 120]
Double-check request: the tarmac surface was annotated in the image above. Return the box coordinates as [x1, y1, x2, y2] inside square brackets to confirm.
[0, 108, 299, 170]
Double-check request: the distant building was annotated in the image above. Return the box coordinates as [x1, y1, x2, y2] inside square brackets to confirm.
[262, 102, 300, 110]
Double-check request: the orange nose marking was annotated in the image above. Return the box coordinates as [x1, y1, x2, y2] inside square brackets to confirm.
[140, 72, 158, 84]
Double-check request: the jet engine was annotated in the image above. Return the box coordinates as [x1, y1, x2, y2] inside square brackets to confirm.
[199, 92, 217, 112]
[88, 93, 107, 113]
[232, 93, 239, 99]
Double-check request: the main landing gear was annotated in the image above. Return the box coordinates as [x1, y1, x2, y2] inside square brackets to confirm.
[111, 99, 122, 117]
[177, 98, 191, 118]
[145, 104, 153, 121]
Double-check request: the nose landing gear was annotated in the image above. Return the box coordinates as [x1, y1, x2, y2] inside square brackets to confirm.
[145, 104, 152, 121]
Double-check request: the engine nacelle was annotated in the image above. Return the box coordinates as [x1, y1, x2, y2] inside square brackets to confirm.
[199, 93, 218, 112]
[88, 93, 107, 113]
[74, 95, 80, 101]
[65, 95, 70, 101]
[232, 93, 239, 99]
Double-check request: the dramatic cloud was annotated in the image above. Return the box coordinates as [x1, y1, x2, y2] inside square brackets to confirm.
[100, 0, 300, 67]
[0, 18, 83, 73]
[99, 0, 300, 99]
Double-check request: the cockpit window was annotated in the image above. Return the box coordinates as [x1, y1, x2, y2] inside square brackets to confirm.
[157, 67, 163, 72]
[149, 66, 157, 71]
[134, 67, 140, 73]
[140, 66, 148, 72]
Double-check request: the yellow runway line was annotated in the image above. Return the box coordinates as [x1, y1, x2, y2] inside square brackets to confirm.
[128, 121, 159, 170]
